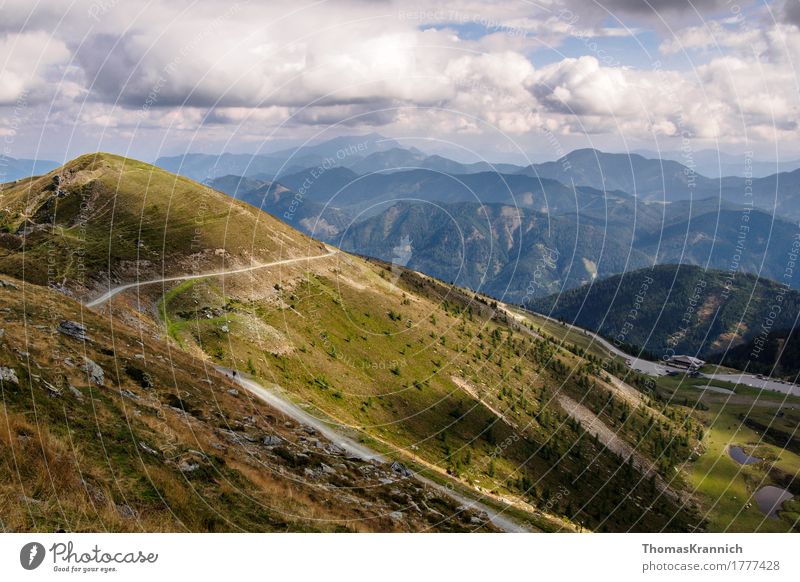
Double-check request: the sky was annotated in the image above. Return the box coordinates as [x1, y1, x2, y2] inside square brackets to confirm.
[1, 0, 799, 165]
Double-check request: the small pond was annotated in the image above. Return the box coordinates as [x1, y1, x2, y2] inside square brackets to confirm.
[728, 446, 762, 465]
[754, 486, 793, 519]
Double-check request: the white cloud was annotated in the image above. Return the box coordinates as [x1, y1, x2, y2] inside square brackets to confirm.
[0, 0, 797, 158]
[0, 31, 70, 105]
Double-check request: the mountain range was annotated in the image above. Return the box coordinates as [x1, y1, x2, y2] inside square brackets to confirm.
[0, 153, 712, 532]
[207, 162, 800, 304]
[3, 145, 800, 533]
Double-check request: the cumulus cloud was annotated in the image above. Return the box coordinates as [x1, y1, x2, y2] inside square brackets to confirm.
[0, 0, 798, 158]
[0, 31, 70, 105]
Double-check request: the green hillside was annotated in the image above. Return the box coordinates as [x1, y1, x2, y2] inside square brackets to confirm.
[0, 277, 483, 532]
[9, 154, 799, 532]
[0, 153, 325, 297]
[533, 264, 800, 358]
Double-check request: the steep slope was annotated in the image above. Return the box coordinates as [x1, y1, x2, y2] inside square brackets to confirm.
[146, 257, 701, 531]
[1, 154, 707, 532]
[709, 327, 800, 379]
[0, 276, 486, 532]
[338, 201, 650, 301]
[533, 264, 800, 358]
[333, 198, 800, 303]
[0, 153, 326, 298]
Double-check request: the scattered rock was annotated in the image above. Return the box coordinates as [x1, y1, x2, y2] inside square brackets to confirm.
[116, 504, 137, 519]
[139, 441, 158, 455]
[227, 388, 239, 396]
[178, 459, 200, 473]
[262, 435, 283, 447]
[390, 461, 413, 478]
[58, 320, 88, 341]
[389, 511, 404, 521]
[319, 463, 336, 475]
[42, 379, 61, 397]
[323, 443, 346, 456]
[83, 357, 104, 385]
[0, 367, 19, 385]
[68, 385, 84, 400]
[81, 480, 106, 503]
[0, 279, 19, 290]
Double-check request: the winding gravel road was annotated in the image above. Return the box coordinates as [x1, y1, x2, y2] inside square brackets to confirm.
[82, 255, 531, 532]
[523, 309, 800, 396]
[86, 248, 337, 308]
[220, 368, 531, 533]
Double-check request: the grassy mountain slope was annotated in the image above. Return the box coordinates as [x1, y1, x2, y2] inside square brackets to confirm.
[0, 153, 326, 297]
[148, 256, 702, 531]
[0, 277, 487, 532]
[1, 154, 713, 532]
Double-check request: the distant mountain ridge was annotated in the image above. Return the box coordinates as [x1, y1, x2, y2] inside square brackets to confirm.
[0, 155, 60, 183]
[519, 148, 800, 218]
[634, 148, 800, 179]
[178, 139, 800, 220]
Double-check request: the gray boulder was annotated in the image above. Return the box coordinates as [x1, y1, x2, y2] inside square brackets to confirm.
[83, 357, 104, 385]
[58, 320, 88, 341]
[390, 461, 413, 478]
[262, 435, 284, 447]
[0, 367, 19, 385]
